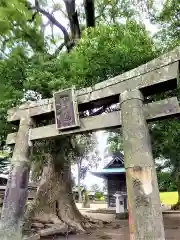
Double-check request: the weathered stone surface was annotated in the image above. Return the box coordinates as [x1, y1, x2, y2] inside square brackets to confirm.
[54, 88, 80, 130]
[6, 97, 180, 144]
[7, 47, 180, 122]
[120, 89, 165, 239]
[0, 116, 33, 240]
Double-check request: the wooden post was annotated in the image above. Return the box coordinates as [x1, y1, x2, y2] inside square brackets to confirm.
[0, 116, 33, 240]
[120, 90, 165, 240]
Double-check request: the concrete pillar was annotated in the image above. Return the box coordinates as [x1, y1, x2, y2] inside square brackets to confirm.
[0, 116, 33, 240]
[120, 89, 165, 240]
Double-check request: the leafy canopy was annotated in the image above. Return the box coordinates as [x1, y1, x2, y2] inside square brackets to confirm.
[24, 21, 156, 98]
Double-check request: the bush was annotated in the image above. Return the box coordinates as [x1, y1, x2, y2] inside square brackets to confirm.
[95, 192, 103, 200]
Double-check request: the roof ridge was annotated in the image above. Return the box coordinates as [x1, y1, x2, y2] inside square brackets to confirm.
[104, 152, 124, 169]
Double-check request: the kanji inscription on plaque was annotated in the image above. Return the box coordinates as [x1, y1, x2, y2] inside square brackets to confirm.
[53, 88, 80, 130]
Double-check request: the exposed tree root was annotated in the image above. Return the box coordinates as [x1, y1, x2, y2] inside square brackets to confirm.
[23, 139, 111, 238]
[23, 158, 90, 236]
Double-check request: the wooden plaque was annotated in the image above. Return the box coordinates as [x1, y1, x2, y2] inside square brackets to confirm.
[53, 88, 80, 130]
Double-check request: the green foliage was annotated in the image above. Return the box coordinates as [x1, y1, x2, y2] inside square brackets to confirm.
[95, 0, 137, 24]
[75, 133, 100, 181]
[150, 118, 180, 188]
[0, 3, 158, 183]
[151, 119, 180, 160]
[0, 0, 179, 212]
[30, 133, 98, 181]
[145, 0, 180, 199]
[95, 192, 103, 200]
[0, 47, 28, 148]
[153, 0, 180, 51]
[72, 134, 97, 161]
[108, 130, 123, 153]
[0, 20, 157, 180]
[158, 0, 179, 41]
[157, 171, 177, 192]
[0, 0, 45, 53]
[24, 22, 156, 97]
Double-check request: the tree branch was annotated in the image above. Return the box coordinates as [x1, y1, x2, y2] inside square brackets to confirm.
[39, 7, 60, 36]
[53, 42, 66, 57]
[27, 12, 38, 22]
[63, 0, 81, 41]
[84, 0, 95, 27]
[31, 0, 72, 51]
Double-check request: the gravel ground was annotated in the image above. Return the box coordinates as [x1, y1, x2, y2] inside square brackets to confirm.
[41, 211, 180, 240]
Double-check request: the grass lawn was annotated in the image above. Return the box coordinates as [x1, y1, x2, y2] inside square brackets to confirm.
[160, 192, 178, 205]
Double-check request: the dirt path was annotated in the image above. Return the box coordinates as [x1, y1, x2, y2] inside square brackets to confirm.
[41, 212, 180, 240]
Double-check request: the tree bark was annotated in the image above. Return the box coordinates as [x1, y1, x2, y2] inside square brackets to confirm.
[31, 0, 72, 51]
[23, 139, 86, 234]
[63, 0, 81, 42]
[178, 187, 180, 204]
[84, 0, 95, 27]
[77, 159, 82, 203]
[172, 174, 180, 210]
[176, 184, 180, 209]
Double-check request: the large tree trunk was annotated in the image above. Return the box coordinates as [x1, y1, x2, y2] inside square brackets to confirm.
[77, 159, 82, 203]
[172, 177, 180, 210]
[23, 139, 86, 234]
[63, 0, 81, 43]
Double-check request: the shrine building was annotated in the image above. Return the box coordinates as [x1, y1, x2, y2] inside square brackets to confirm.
[91, 152, 128, 209]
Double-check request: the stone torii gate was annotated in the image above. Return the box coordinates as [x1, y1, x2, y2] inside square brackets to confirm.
[1, 47, 180, 239]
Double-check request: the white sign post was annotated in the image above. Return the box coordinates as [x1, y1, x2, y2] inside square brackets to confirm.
[113, 191, 125, 214]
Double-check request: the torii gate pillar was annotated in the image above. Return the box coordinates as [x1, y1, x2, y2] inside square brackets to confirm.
[0, 116, 33, 240]
[120, 89, 165, 240]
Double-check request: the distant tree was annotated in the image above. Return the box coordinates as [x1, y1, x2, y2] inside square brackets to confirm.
[151, 0, 180, 50]
[157, 171, 177, 192]
[102, 179, 107, 192]
[108, 130, 123, 153]
[74, 133, 100, 202]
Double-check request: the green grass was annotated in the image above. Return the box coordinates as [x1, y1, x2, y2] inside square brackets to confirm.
[97, 193, 178, 205]
[160, 192, 178, 205]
